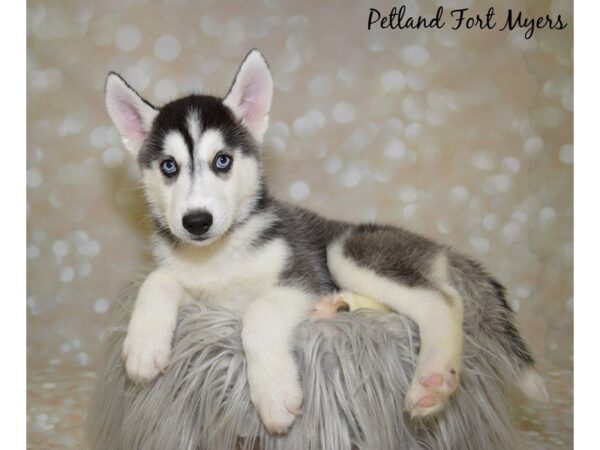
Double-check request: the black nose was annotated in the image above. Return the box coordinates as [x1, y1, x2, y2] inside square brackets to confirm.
[182, 211, 213, 236]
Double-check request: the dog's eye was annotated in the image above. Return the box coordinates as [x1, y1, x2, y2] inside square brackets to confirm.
[214, 154, 233, 172]
[160, 159, 178, 177]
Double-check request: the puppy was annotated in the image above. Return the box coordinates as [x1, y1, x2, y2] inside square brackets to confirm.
[105, 49, 546, 433]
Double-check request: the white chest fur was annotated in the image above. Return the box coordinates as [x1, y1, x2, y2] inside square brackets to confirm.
[153, 214, 289, 312]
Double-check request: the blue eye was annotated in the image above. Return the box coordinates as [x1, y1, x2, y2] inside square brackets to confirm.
[160, 159, 178, 176]
[214, 154, 232, 172]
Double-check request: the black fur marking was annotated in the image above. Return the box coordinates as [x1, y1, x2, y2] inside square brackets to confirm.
[487, 276, 535, 366]
[251, 198, 349, 295]
[489, 277, 512, 311]
[181, 127, 195, 173]
[342, 224, 441, 289]
[139, 95, 259, 170]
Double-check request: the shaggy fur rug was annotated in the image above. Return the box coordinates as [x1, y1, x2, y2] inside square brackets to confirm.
[86, 276, 523, 450]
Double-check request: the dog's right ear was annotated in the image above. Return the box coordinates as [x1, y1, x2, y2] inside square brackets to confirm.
[105, 72, 158, 157]
[223, 50, 273, 144]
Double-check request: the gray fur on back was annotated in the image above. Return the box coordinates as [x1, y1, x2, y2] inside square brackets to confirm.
[86, 274, 523, 450]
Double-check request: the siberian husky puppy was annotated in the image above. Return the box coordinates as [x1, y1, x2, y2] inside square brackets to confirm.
[105, 50, 546, 433]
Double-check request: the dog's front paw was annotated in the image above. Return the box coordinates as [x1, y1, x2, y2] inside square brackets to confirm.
[405, 363, 459, 419]
[310, 293, 350, 320]
[122, 330, 172, 384]
[248, 361, 303, 434]
[252, 380, 303, 434]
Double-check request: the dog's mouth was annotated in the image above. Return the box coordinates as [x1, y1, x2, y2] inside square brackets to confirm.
[181, 231, 223, 247]
[182, 233, 213, 245]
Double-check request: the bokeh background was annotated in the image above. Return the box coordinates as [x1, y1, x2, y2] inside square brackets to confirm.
[27, 0, 573, 448]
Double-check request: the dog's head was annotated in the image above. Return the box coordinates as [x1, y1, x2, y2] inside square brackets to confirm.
[105, 50, 273, 246]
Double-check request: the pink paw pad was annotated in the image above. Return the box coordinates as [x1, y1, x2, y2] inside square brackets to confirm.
[416, 395, 438, 408]
[421, 373, 444, 387]
[406, 367, 460, 418]
[310, 294, 350, 320]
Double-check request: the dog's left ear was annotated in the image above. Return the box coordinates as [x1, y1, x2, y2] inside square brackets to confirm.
[223, 50, 273, 144]
[105, 72, 158, 157]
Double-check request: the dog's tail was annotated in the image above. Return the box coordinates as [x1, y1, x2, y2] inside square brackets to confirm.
[450, 254, 550, 404]
[517, 367, 549, 402]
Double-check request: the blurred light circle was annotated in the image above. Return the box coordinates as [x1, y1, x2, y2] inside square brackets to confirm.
[154, 35, 181, 62]
[115, 25, 141, 52]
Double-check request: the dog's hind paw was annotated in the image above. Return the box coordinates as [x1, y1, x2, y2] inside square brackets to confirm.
[309, 293, 350, 320]
[405, 366, 459, 418]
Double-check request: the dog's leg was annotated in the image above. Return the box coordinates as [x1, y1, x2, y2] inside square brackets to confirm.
[122, 270, 185, 383]
[241, 286, 312, 434]
[328, 241, 463, 418]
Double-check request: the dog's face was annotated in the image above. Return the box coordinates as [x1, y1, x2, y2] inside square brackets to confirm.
[105, 50, 273, 246]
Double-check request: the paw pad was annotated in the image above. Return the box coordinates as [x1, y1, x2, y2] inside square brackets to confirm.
[310, 294, 350, 320]
[406, 367, 460, 418]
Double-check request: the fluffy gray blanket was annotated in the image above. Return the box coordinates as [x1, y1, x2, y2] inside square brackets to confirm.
[86, 277, 521, 450]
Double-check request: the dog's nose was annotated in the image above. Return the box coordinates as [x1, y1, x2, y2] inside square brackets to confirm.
[182, 211, 213, 236]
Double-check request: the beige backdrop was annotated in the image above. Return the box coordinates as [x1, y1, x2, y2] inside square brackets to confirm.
[27, 0, 573, 447]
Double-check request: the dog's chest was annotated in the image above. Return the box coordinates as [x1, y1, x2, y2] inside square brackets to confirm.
[163, 238, 289, 312]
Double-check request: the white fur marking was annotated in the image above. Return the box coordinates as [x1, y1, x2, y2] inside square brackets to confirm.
[155, 212, 286, 312]
[163, 130, 190, 166]
[242, 286, 312, 432]
[122, 271, 184, 383]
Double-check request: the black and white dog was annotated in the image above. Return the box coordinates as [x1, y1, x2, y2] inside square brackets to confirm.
[105, 50, 546, 433]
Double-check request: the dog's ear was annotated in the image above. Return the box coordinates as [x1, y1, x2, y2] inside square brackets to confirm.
[105, 73, 158, 157]
[223, 50, 273, 144]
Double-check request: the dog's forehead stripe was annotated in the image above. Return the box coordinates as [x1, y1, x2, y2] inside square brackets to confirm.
[186, 110, 202, 147]
[185, 110, 202, 173]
